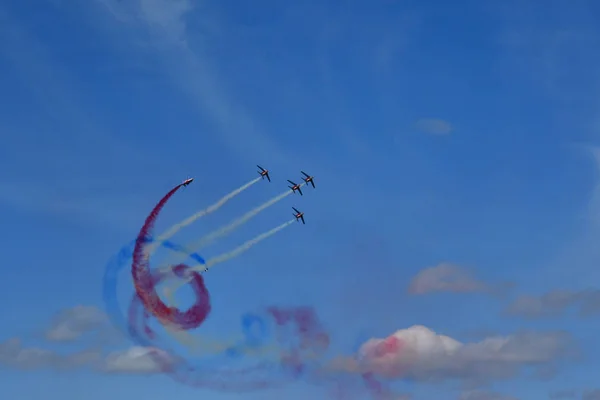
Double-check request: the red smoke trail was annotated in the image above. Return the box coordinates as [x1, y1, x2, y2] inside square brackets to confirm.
[127, 268, 287, 392]
[131, 184, 210, 328]
[361, 373, 393, 400]
[131, 264, 211, 334]
[131, 291, 392, 398]
[127, 183, 395, 399]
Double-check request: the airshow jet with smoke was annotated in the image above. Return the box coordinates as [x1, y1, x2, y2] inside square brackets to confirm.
[257, 165, 271, 182]
[287, 180, 303, 195]
[292, 207, 305, 224]
[301, 171, 315, 188]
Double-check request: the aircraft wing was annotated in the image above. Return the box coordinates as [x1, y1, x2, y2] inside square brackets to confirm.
[257, 165, 265, 171]
[266, 173, 271, 182]
[287, 180, 296, 185]
[297, 186, 303, 195]
[292, 207, 299, 213]
[301, 171, 309, 177]
[300, 215, 305, 224]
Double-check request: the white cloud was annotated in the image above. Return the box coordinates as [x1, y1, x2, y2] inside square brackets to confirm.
[0, 336, 174, 375]
[504, 289, 600, 318]
[414, 118, 453, 135]
[45, 305, 109, 342]
[102, 346, 174, 374]
[0, 306, 173, 375]
[0, 337, 102, 370]
[357, 325, 574, 384]
[0, 304, 581, 395]
[407, 263, 490, 295]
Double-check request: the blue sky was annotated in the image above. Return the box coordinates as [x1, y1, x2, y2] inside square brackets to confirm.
[1, 0, 600, 399]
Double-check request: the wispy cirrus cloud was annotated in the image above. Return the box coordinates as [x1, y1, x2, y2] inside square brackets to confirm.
[490, 0, 600, 99]
[414, 118, 453, 135]
[0, 305, 171, 374]
[407, 262, 512, 295]
[0, 181, 149, 231]
[91, 0, 290, 166]
[0, 5, 178, 226]
[0, 337, 103, 370]
[44, 306, 112, 342]
[504, 288, 600, 318]
[0, 336, 170, 374]
[87, 0, 424, 185]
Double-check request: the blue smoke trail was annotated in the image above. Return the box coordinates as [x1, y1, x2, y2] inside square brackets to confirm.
[102, 238, 204, 337]
[102, 238, 271, 354]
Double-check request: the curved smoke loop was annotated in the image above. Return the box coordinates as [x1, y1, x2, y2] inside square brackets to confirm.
[103, 180, 393, 398]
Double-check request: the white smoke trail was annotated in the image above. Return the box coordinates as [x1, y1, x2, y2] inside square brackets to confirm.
[163, 219, 296, 300]
[200, 219, 295, 270]
[146, 177, 261, 255]
[158, 182, 304, 269]
[185, 188, 295, 250]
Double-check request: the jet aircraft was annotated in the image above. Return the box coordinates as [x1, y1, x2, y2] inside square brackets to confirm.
[182, 178, 194, 187]
[292, 207, 305, 224]
[301, 171, 315, 188]
[287, 180, 303, 195]
[257, 165, 271, 182]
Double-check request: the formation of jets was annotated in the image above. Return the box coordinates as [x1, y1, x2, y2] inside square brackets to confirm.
[269, 166, 315, 224]
[183, 165, 315, 224]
